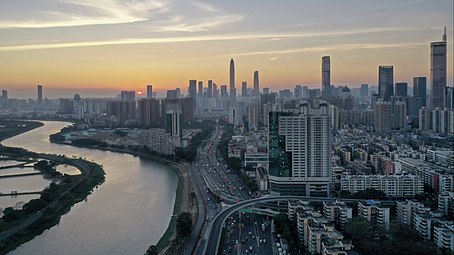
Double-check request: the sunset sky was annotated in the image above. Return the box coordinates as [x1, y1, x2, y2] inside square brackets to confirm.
[0, 0, 453, 98]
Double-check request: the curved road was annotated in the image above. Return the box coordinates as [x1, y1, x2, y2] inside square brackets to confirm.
[203, 195, 392, 255]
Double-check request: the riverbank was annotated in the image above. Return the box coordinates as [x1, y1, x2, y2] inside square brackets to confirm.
[50, 136, 192, 255]
[0, 146, 105, 254]
[0, 120, 44, 142]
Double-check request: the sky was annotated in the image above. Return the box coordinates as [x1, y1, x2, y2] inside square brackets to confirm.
[0, 0, 453, 99]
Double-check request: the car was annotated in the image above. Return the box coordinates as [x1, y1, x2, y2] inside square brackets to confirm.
[263, 239, 266, 243]
[249, 232, 252, 236]
[259, 239, 262, 244]
[249, 246, 253, 251]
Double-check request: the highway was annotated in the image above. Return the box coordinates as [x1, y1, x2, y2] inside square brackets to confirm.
[186, 126, 253, 255]
[202, 195, 388, 255]
[198, 127, 250, 202]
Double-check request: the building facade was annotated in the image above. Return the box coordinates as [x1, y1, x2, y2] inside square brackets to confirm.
[268, 102, 332, 197]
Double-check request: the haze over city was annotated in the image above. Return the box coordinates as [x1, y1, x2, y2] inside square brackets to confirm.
[0, 0, 453, 98]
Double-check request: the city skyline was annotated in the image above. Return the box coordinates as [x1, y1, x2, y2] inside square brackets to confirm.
[0, 0, 453, 98]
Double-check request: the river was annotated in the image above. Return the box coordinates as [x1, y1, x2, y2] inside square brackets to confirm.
[2, 121, 178, 255]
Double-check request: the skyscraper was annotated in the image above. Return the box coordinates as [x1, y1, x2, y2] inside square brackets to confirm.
[395, 82, 408, 97]
[229, 59, 236, 100]
[213, 83, 218, 98]
[165, 109, 182, 140]
[430, 27, 447, 109]
[1, 90, 7, 109]
[198, 81, 203, 97]
[413, 77, 427, 106]
[220, 85, 228, 97]
[322, 56, 331, 97]
[268, 102, 332, 197]
[138, 98, 160, 126]
[1, 90, 7, 101]
[207, 80, 213, 98]
[120, 91, 135, 101]
[374, 100, 392, 132]
[241, 81, 248, 97]
[253, 71, 260, 97]
[147, 85, 153, 99]
[188, 80, 197, 107]
[445, 87, 454, 110]
[360, 84, 369, 98]
[37, 84, 43, 104]
[378, 66, 394, 101]
[294, 85, 303, 98]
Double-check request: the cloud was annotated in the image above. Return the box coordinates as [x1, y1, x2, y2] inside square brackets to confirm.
[154, 15, 243, 32]
[190, 2, 219, 13]
[0, 29, 427, 52]
[0, 0, 169, 28]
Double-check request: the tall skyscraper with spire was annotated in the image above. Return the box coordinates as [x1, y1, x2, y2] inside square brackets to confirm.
[229, 59, 236, 101]
[430, 27, 447, 109]
[322, 56, 331, 97]
[253, 70, 260, 97]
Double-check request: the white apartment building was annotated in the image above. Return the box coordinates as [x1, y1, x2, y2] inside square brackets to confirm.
[341, 174, 423, 197]
[323, 201, 353, 230]
[358, 200, 390, 231]
[396, 200, 430, 225]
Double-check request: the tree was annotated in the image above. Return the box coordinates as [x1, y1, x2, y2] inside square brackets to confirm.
[351, 188, 387, 199]
[176, 212, 193, 238]
[114, 130, 128, 137]
[145, 245, 158, 255]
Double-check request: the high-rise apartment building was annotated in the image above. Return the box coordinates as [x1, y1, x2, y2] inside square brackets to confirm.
[378, 66, 394, 101]
[107, 100, 136, 126]
[253, 71, 260, 97]
[229, 59, 236, 101]
[374, 100, 392, 131]
[147, 85, 153, 99]
[322, 56, 331, 97]
[247, 103, 259, 130]
[120, 90, 135, 101]
[165, 110, 182, 138]
[430, 28, 447, 109]
[268, 102, 331, 197]
[138, 98, 160, 126]
[294, 85, 303, 99]
[374, 97, 406, 131]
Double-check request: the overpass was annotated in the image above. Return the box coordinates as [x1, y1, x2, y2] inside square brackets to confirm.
[202, 195, 394, 255]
